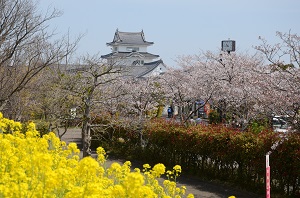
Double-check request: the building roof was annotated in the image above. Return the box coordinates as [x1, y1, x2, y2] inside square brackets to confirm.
[144, 59, 164, 67]
[107, 29, 154, 46]
[51, 59, 167, 79]
[137, 59, 166, 78]
[122, 59, 166, 78]
[101, 51, 159, 59]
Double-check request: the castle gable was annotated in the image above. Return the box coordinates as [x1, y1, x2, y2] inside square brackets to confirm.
[107, 29, 154, 46]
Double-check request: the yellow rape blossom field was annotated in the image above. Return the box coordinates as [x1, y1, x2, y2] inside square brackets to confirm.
[0, 112, 194, 198]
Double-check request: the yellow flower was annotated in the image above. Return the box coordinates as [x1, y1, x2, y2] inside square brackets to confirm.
[143, 163, 151, 170]
[68, 142, 80, 154]
[151, 163, 166, 178]
[118, 137, 125, 143]
[111, 184, 126, 197]
[173, 165, 181, 173]
[187, 194, 195, 198]
[0, 113, 195, 198]
[25, 122, 39, 137]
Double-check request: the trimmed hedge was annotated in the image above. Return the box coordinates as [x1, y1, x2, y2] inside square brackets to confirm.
[92, 118, 300, 197]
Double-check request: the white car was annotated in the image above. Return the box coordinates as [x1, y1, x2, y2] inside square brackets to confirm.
[272, 116, 289, 133]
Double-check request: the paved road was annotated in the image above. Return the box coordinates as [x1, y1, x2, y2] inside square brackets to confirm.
[61, 128, 263, 198]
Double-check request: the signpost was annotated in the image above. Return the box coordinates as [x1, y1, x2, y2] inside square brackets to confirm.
[266, 155, 271, 198]
[221, 40, 236, 54]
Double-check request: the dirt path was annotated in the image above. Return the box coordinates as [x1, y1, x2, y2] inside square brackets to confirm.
[61, 128, 263, 198]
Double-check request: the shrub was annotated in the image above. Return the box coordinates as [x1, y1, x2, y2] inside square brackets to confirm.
[208, 110, 221, 124]
[99, 118, 300, 197]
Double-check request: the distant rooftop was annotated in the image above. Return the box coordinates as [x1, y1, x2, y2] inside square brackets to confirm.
[121, 59, 166, 78]
[107, 29, 154, 46]
[55, 59, 166, 78]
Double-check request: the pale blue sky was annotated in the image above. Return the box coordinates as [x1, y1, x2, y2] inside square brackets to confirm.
[39, 0, 300, 67]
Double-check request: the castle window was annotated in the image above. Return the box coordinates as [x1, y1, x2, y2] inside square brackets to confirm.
[127, 47, 139, 52]
[132, 60, 144, 66]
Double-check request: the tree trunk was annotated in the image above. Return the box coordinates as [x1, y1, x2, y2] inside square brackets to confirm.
[82, 120, 91, 157]
[0, 100, 8, 111]
[82, 97, 92, 157]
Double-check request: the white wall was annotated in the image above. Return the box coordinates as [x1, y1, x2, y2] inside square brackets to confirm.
[117, 45, 148, 52]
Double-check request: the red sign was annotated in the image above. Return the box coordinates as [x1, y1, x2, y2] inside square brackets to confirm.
[204, 103, 211, 115]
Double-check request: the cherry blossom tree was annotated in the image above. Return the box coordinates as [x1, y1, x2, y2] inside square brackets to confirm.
[161, 68, 191, 117]
[174, 51, 265, 129]
[255, 31, 300, 131]
[172, 31, 300, 132]
[116, 76, 165, 119]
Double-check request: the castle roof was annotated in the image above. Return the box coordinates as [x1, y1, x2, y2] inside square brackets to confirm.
[54, 60, 167, 78]
[107, 29, 154, 46]
[137, 59, 166, 77]
[119, 59, 166, 78]
[101, 51, 159, 59]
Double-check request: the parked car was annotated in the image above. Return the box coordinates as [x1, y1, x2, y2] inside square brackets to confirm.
[272, 116, 290, 133]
